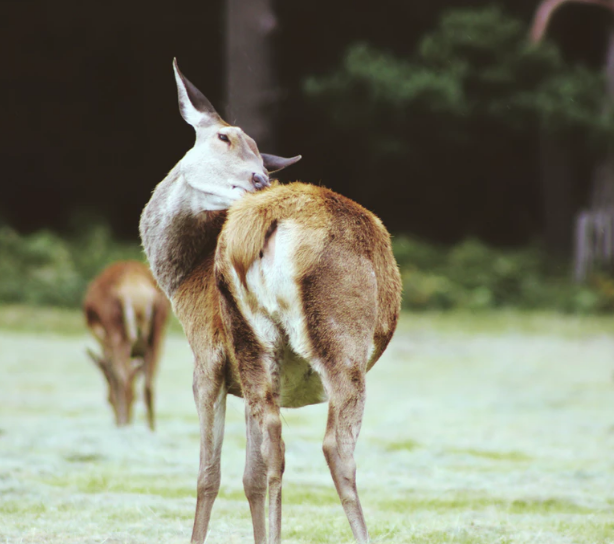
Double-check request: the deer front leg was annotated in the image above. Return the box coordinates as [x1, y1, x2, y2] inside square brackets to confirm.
[263, 404, 284, 544]
[140, 356, 155, 431]
[322, 371, 369, 543]
[191, 365, 227, 544]
[244, 406, 267, 544]
[143, 375, 155, 431]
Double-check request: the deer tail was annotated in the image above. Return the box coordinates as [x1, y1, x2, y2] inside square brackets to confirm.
[226, 206, 277, 289]
[120, 296, 139, 344]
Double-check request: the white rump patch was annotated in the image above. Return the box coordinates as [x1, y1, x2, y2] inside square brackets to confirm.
[229, 221, 328, 407]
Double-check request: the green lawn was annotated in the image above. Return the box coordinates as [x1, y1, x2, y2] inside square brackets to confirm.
[1, 306, 614, 543]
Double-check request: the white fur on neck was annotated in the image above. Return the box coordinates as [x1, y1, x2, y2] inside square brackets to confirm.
[178, 148, 252, 212]
[171, 166, 243, 213]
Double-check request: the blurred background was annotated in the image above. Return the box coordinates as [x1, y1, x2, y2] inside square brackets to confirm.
[3, 0, 614, 312]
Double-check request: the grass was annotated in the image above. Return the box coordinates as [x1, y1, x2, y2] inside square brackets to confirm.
[0, 303, 184, 335]
[448, 448, 532, 462]
[0, 304, 87, 335]
[1, 306, 614, 543]
[396, 308, 614, 336]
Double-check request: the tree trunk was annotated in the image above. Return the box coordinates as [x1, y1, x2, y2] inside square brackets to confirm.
[531, 0, 614, 261]
[226, 0, 277, 151]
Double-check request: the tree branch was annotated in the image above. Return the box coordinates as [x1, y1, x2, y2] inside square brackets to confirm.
[530, 0, 614, 43]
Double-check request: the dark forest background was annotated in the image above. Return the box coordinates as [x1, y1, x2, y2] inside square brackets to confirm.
[3, 0, 614, 311]
[2, 0, 610, 240]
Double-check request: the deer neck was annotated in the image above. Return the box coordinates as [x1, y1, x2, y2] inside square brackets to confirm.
[140, 165, 227, 299]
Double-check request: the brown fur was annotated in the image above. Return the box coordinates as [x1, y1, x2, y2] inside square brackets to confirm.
[216, 183, 400, 543]
[222, 182, 401, 367]
[83, 260, 170, 429]
[143, 180, 401, 543]
[146, 181, 401, 543]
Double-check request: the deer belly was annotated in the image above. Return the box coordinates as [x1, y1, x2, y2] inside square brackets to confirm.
[279, 347, 327, 408]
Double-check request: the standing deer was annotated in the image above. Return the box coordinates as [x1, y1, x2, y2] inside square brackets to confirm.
[139, 60, 402, 543]
[83, 260, 170, 430]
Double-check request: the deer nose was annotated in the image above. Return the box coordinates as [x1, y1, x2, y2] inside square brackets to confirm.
[252, 172, 270, 190]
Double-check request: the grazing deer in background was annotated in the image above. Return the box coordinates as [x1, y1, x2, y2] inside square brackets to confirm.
[139, 60, 402, 544]
[83, 260, 170, 430]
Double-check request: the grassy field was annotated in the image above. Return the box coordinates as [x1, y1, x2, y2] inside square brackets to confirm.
[1, 305, 614, 543]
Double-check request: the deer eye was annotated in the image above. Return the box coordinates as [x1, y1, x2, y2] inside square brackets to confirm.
[218, 133, 230, 143]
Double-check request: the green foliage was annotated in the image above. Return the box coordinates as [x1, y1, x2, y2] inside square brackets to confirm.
[303, 6, 614, 245]
[1, 214, 610, 314]
[1, 222, 610, 314]
[0, 224, 143, 308]
[394, 235, 611, 313]
[305, 6, 612, 148]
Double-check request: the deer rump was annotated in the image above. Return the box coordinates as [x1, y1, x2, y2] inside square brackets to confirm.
[213, 182, 399, 408]
[85, 275, 161, 353]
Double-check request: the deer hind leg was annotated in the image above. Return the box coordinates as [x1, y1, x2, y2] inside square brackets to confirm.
[296, 250, 378, 542]
[322, 368, 369, 543]
[237, 347, 284, 544]
[240, 353, 285, 543]
[191, 363, 227, 544]
[218, 277, 285, 543]
[244, 405, 267, 544]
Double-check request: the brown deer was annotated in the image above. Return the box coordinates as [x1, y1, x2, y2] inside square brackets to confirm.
[83, 260, 170, 430]
[139, 60, 402, 543]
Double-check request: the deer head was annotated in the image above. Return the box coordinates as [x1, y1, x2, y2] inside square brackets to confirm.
[86, 347, 142, 426]
[172, 59, 301, 211]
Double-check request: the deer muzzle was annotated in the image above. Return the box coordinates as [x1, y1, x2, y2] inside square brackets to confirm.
[252, 172, 270, 190]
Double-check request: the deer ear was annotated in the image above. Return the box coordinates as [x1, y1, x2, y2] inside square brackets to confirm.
[172, 58, 222, 128]
[262, 153, 302, 173]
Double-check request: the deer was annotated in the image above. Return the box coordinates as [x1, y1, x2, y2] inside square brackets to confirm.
[139, 59, 402, 544]
[83, 260, 170, 430]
